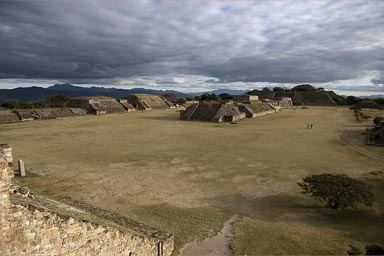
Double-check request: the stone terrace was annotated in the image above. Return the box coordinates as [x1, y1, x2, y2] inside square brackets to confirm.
[126, 94, 174, 110]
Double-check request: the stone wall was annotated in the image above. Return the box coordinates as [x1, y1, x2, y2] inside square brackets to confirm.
[0, 144, 174, 256]
[0, 110, 20, 124]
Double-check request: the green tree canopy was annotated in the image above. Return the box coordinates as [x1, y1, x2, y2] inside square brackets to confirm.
[40, 95, 69, 107]
[1, 101, 26, 109]
[297, 173, 373, 209]
[272, 87, 287, 91]
[218, 93, 233, 100]
[200, 93, 219, 101]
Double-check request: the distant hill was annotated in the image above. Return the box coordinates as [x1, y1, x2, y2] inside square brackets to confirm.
[0, 87, 61, 103]
[360, 94, 384, 99]
[0, 83, 254, 103]
[190, 89, 248, 96]
[0, 84, 191, 103]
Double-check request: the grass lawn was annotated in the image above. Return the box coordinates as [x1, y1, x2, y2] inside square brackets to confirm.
[1, 107, 383, 254]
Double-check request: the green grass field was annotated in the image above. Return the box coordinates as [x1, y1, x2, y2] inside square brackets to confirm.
[1, 107, 383, 254]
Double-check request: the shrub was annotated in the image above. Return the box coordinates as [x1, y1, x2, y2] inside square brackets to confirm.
[297, 173, 373, 209]
[373, 116, 384, 126]
[365, 244, 384, 255]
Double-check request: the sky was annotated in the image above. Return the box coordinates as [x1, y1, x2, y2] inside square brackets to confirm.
[0, 0, 383, 96]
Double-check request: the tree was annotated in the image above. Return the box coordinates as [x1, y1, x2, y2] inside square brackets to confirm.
[346, 96, 359, 105]
[219, 93, 233, 100]
[327, 91, 347, 105]
[1, 101, 27, 109]
[200, 93, 219, 101]
[40, 95, 69, 108]
[297, 173, 373, 209]
[176, 97, 186, 104]
[272, 87, 286, 91]
[262, 87, 271, 92]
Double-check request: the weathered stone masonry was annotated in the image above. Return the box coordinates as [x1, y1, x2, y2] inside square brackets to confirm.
[0, 144, 174, 255]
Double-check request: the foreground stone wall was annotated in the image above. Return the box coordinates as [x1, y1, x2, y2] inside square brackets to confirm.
[0, 144, 173, 256]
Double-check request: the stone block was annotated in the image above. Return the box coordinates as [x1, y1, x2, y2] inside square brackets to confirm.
[18, 160, 26, 176]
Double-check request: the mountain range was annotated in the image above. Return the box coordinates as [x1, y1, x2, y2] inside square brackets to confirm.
[0, 84, 250, 103]
[360, 94, 384, 99]
[0, 84, 188, 103]
[0, 83, 382, 103]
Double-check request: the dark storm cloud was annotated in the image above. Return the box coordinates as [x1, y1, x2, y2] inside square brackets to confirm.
[0, 0, 383, 84]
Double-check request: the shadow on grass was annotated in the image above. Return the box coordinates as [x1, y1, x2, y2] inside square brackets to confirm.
[138, 115, 181, 121]
[204, 190, 384, 242]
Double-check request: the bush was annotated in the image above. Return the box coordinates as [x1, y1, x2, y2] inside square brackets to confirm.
[373, 116, 384, 126]
[365, 244, 384, 255]
[297, 174, 373, 209]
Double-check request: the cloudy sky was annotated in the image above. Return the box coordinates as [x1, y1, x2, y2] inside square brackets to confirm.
[0, 0, 383, 95]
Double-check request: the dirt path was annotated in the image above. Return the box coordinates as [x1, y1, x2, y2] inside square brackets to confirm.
[180, 215, 238, 256]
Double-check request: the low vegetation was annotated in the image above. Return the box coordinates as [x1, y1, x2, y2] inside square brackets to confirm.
[1, 95, 69, 109]
[373, 116, 384, 126]
[365, 244, 384, 255]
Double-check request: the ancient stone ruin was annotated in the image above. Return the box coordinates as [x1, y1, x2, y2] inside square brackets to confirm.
[0, 94, 175, 125]
[238, 103, 279, 118]
[126, 94, 175, 110]
[355, 101, 383, 110]
[68, 96, 135, 115]
[180, 101, 278, 123]
[249, 85, 336, 106]
[232, 95, 259, 104]
[0, 144, 174, 255]
[17, 159, 26, 177]
[276, 97, 293, 109]
[0, 109, 20, 124]
[0, 108, 88, 124]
